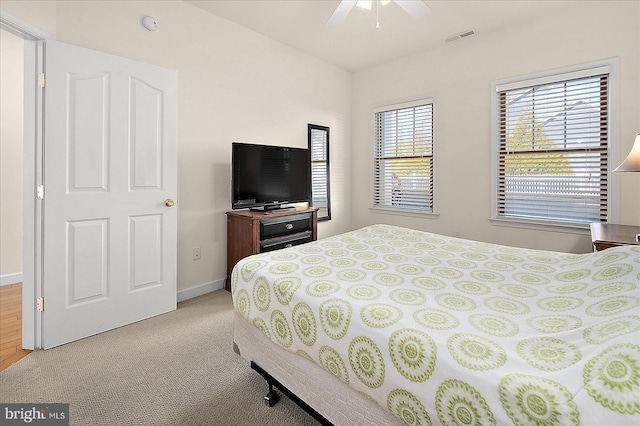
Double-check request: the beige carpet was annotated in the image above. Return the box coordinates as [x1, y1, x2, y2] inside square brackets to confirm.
[0, 290, 320, 425]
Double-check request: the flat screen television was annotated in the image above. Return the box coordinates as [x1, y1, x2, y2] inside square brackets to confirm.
[232, 142, 311, 211]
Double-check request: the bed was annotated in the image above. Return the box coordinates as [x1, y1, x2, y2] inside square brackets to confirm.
[231, 224, 640, 426]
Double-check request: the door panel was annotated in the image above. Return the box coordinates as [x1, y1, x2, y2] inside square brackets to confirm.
[68, 72, 109, 192]
[43, 40, 177, 349]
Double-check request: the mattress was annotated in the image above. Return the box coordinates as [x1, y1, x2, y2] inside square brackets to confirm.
[231, 224, 640, 425]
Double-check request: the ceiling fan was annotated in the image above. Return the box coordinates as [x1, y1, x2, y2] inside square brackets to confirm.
[327, 0, 431, 27]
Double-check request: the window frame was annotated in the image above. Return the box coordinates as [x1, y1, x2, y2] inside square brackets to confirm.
[371, 98, 437, 215]
[490, 60, 620, 231]
[308, 124, 331, 221]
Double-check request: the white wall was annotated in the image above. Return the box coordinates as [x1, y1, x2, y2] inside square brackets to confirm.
[2, 0, 639, 296]
[351, 1, 640, 253]
[2, 0, 352, 294]
[0, 29, 24, 283]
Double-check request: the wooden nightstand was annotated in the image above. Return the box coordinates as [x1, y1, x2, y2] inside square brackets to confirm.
[590, 223, 640, 251]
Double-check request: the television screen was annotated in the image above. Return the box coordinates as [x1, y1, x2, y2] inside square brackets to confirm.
[232, 142, 311, 211]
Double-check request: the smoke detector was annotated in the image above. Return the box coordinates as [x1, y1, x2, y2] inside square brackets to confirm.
[141, 16, 159, 32]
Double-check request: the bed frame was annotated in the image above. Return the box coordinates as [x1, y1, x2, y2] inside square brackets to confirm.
[233, 310, 401, 426]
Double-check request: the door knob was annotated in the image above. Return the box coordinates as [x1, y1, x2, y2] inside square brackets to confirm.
[165, 198, 175, 207]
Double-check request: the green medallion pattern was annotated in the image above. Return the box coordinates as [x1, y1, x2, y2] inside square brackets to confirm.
[302, 266, 332, 278]
[388, 328, 437, 382]
[252, 277, 270, 312]
[395, 264, 425, 276]
[271, 252, 298, 261]
[470, 270, 504, 283]
[546, 282, 588, 294]
[485, 297, 530, 315]
[235, 289, 250, 319]
[583, 344, 640, 414]
[414, 308, 460, 330]
[270, 310, 293, 348]
[253, 317, 270, 338]
[361, 303, 403, 328]
[306, 280, 340, 297]
[432, 267, 463, 279]
[239, 259, 267, 282]
[301, 255, 326, 264]
[517, 337, 581, 371]
[593, 264, 633, 281]
[512, 272, 550, 286]
[536, 297, 583, 312]
[586, 296, 640, 317]
[346, 284, 382, 301]
[231, 224, 640, 425]
[336, 269, 367, 282]
[387, 389, 432, 426]
[499, 284, 538, 298]
[412, 276, 445, 291]
[435, 379, 496, 426]
[454, 281, 491, 295]
[499, 374, 579, 426]
[269, 262, 299, 275]
[436, 293, 476, 311]
[447, 333, 506, 370]
[593, 251, 629, 267]
[348, 336, 385, 388]
[554, 269, 591, 282]
[583, 315, 640, 344]
[527, 315, 582, 334]
[320, 298, 352, 340]
[292, 302, 317, 346]
[273, 276, 302, 305]
[373, 273, 405, 287]
[448, 259, 478, 270]
[319, 346, 349, 384]
[521, 263, 556, 274]
[330, 258, 356, 268]
[385, 254, 409, 263]
[390, 289, 427, 306]
[485, 261, 516, 272]
[415, 256, 441, 266]
[468, 313, 519, 337]
[588, 282, 637, 298]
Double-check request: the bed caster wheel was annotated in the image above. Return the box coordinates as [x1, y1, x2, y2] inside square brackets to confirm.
[264, 389, 280, 407]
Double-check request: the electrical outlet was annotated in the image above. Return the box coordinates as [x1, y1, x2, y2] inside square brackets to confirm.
[193, 247, 201, 260]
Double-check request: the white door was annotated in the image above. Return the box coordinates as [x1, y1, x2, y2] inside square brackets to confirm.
[42, 41, 178, 348]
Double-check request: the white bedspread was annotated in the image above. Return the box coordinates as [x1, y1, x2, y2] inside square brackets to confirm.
[231, 224, 640, 426]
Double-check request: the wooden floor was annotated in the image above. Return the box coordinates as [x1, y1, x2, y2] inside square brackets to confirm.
[1, 283, 31, 371]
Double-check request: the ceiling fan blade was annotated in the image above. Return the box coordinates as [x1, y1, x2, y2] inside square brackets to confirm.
[327, 0, 357, 26]
[394, 0, 430, 19]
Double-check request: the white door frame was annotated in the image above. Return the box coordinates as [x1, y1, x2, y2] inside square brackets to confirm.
[0, 8, 52, 350]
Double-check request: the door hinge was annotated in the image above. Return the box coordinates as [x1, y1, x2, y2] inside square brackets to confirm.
[37, 185, 44, 199]
[38, 73, 46, 88]
[37, 297, 44, 312]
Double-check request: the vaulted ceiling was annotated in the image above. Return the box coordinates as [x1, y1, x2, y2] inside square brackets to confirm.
[186, 0, 579, 72]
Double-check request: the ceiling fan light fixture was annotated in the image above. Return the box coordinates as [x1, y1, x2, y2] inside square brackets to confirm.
[356, 0, 372, 10]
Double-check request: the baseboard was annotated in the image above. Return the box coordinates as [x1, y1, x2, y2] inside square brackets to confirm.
[0, 272, 23, 287]
[177, 279, 225, 303]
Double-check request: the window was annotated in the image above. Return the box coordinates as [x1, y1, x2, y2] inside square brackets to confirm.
[494, 66, 610, 227]
[373, 100, 434, 212]
[308, 124, 331, 221]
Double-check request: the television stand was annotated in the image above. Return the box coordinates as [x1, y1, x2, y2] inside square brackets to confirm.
[225, 208, 318, 291]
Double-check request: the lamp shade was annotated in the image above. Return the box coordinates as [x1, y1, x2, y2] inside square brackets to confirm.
[613, 133, 640, 172]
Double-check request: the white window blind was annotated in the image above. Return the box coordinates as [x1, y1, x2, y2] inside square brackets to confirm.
[497, 72, 609, 226]
[308, 124, 330, 220]
[373, 102, 434, 211]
